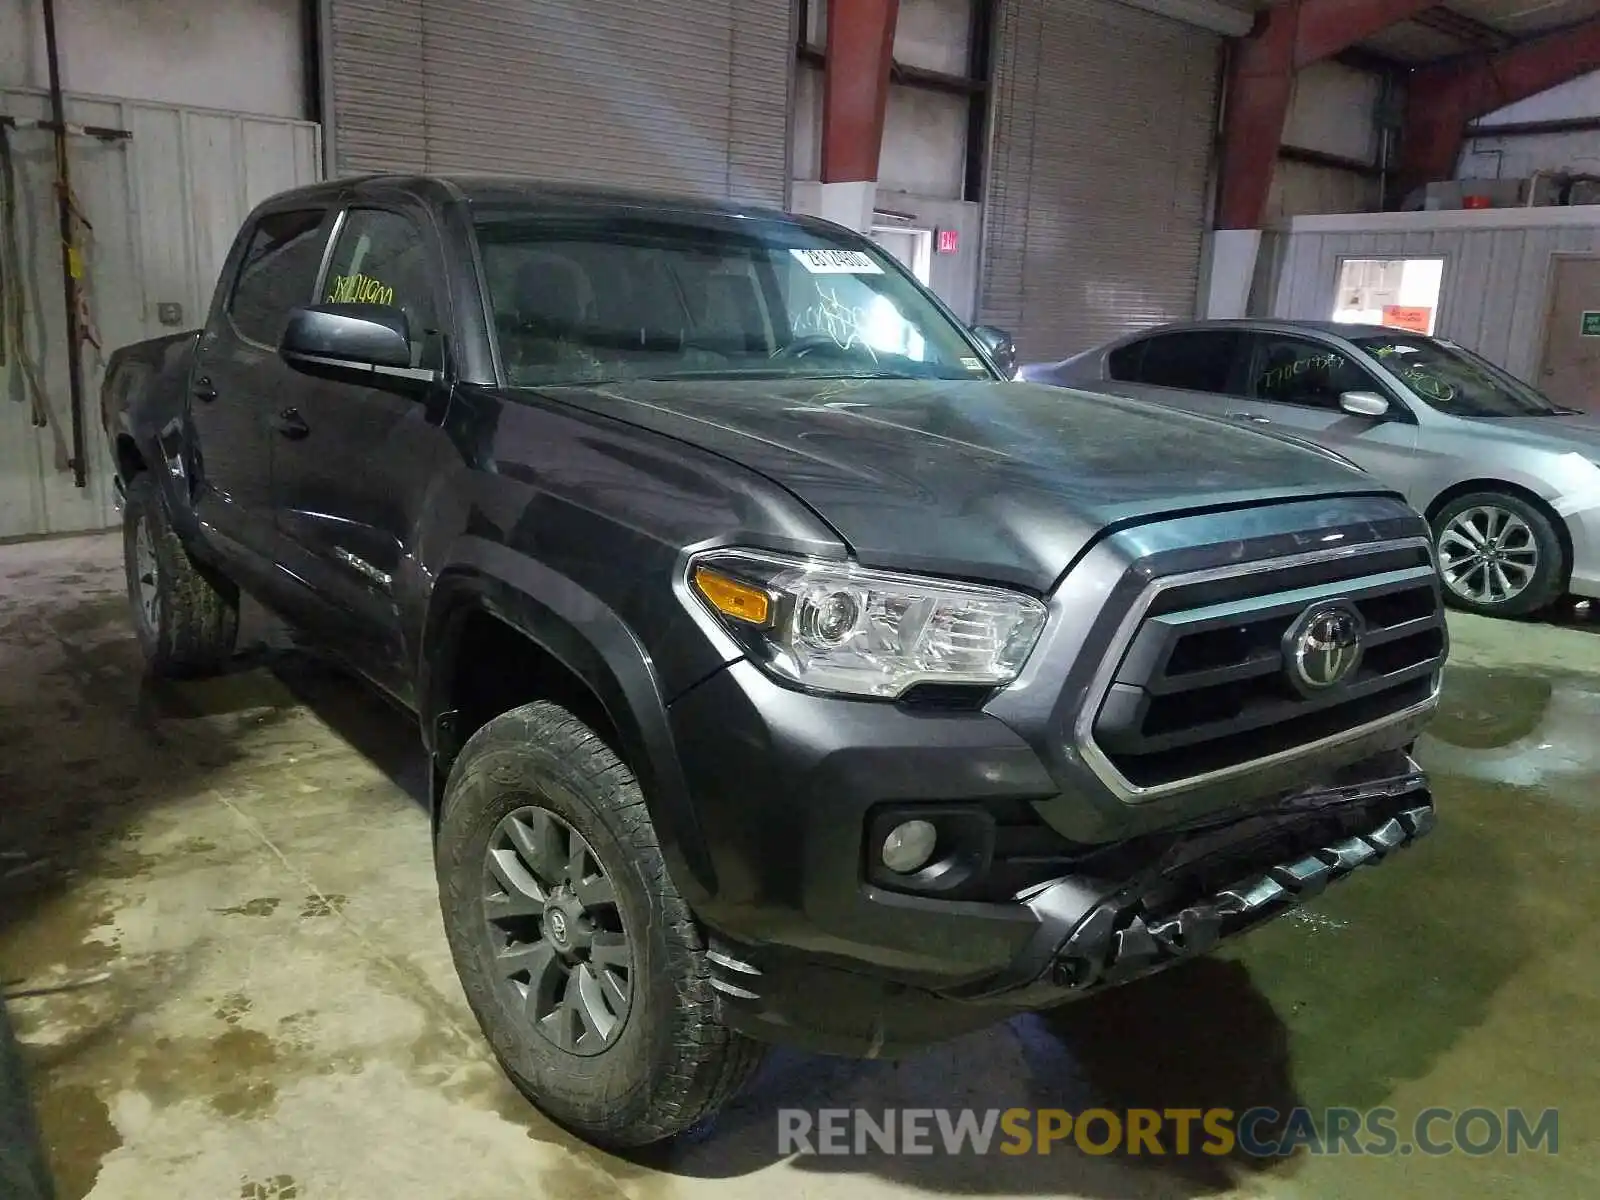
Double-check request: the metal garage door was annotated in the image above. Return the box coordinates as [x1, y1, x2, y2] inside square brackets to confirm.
[325, 0, 793, 207]
[979, 0, 1222, 361]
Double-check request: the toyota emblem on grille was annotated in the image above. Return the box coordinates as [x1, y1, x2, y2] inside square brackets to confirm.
[1284, 601, 1365, 695]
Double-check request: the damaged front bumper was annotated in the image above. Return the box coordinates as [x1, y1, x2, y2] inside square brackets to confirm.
[950, 756, 1433, 1007]
[710, 755, 1435, 1057]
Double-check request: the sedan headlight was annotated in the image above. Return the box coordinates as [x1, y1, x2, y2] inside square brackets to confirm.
[686, 550, 1048, 699]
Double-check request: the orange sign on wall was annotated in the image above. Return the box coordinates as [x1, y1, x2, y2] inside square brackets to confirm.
[1381, 305, 1433, 334]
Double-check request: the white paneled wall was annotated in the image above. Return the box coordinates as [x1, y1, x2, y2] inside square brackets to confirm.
[1256, 209, 1600, 383]
[0, 88, 319, 539]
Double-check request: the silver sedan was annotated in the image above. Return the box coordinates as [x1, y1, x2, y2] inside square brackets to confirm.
[1021, 319, 1600, 618]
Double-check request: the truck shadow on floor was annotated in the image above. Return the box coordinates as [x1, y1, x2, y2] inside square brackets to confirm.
[645, 811, 1530, 1196]
[644, 957, 1305, 1196]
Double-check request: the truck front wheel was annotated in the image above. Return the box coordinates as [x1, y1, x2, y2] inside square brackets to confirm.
[122, 473, 239, 677]
[435, 700, 765, 1148]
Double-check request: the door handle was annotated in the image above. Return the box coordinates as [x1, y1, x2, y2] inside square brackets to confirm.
[271, 408, 311, 440]
[1232, 412, 1272, 424]
[193, 376, 217, 402]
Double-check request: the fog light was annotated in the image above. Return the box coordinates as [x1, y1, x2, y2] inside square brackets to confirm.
[881, 819, 938, 874]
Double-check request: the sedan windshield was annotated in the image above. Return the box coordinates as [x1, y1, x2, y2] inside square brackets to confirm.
[472, 209, 994, 387]
[1352, 333, 1574, 418]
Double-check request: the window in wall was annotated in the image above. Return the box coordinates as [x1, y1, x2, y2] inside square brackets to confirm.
[1331, 257, 1445, 335]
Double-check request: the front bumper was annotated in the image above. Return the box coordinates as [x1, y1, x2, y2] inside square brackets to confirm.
[670, 654, 1436, 1054]
[699, 756, 1434, 1057]
[1558, 494, 1600, 598]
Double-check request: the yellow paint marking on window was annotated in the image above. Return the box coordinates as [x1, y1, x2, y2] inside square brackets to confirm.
[326, 273, 395, 306]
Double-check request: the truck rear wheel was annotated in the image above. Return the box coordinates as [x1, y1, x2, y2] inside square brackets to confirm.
[122, 473, 239, 677]
[435, 701, 764, 1148]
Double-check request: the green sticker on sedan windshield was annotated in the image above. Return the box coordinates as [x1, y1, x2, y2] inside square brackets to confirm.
[962, 357, 985, 372]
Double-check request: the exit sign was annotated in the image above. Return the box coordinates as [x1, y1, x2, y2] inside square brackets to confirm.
[1582, 311, 1600, 337]
[936, 229, 959, 255]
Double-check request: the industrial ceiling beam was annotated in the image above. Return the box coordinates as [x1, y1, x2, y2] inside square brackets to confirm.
[820, 0, 900, 184]
[1411, 5, 1515, 53]
[1396, 16, 1600, 199]
[1217, 0, 1436, 230]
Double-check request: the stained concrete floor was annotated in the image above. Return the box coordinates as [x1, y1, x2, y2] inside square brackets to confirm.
[0, 532, 1597, 1200]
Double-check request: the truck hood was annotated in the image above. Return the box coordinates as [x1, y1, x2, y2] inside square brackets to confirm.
[549, 377, 1389, 591]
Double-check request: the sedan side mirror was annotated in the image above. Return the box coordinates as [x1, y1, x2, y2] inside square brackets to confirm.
[280, 303, 425, 381]
[1340, 390, 1390, 418]
[971, 324, 1018, 379]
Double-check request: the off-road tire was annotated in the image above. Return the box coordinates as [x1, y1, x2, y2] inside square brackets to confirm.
[122, 472, 239, 677]
[436, 701, 765, 1148]
[1430, 491, 1565, 619]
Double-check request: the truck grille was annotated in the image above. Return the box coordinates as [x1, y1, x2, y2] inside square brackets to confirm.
[1084, 540, 1446, 795]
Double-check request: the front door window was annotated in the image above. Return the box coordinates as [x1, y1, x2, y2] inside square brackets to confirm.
[322, 209, 442, 368]
[1250, 336, 1385, 411]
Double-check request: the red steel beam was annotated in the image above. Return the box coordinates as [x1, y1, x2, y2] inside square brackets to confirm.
[1218, 0, 1435, 230]
[1398, 17, 1600, 197]
[821, 0, 901, 184]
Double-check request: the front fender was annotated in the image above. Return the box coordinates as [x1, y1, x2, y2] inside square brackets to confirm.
[419, 536, 720, 906]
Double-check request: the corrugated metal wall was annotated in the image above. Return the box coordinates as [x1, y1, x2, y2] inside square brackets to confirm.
[325, 0, 427, 173]
[325, 0, 793, 206]
[1257, 219, 1600, 382]
[0, 88, 320, 540]
[979, 0, 1222, 361]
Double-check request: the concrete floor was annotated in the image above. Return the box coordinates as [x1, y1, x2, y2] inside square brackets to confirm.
[1, 532, 1596, 1200]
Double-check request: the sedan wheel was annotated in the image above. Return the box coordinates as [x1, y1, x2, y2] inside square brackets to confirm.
[1431, 492, 1565, 619]
[1437, 505, 1539, 606]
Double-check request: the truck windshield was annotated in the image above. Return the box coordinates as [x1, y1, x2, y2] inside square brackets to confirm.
[1351, 333, 1573, 418]
[472, 210, 993, 387]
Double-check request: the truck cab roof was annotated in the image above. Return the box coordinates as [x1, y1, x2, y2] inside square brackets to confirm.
[256, 172, 826, 231]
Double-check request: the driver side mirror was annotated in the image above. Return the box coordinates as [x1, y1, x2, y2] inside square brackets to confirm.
[280, 303, 432, 384]
[971, 324, 1018, 379]
[1339, 390, 1391, 418]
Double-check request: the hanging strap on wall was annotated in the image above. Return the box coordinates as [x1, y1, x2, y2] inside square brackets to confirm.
[0, 124, 52, 428]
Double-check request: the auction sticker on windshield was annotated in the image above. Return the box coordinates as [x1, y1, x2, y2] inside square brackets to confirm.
[791, 248, 884, 274]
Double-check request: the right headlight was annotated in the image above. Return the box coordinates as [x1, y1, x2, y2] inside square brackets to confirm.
[685, 549, 1048, 700]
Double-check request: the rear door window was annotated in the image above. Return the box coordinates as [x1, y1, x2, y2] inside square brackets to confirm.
[1106, 341, 1145, 380]
[228, 208, 328, 346]
[1130, 331, 1241, 393]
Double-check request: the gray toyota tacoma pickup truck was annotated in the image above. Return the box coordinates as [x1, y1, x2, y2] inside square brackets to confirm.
[102, 175, 1446, 1149]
